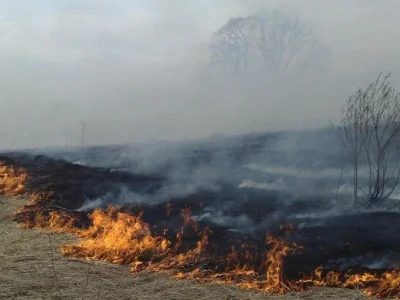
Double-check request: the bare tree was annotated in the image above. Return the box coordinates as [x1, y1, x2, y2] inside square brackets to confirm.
[209, 16, 255, 76]
[338, 86, 365, 206]
[338, 73, 400, 207]
[252, 10, 312, 77]
[209, 9, 327, 78]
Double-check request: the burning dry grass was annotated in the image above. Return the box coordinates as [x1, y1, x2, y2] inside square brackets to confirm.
[0, 196, 368, 300]
[0, 163, 27, 196]
[17, 204, 398, 298]
[0, 160, 394, 299]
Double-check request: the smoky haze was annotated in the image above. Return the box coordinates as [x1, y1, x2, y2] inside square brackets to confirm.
[1, 0, 400, 149]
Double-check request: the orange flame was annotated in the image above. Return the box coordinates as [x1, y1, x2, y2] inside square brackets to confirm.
[38, 206, 300, 295]
[1, 160, 399, 299]
[50, 207, 400, 298]
[61, 206, 171, 264]
[0, 162, 27, 197]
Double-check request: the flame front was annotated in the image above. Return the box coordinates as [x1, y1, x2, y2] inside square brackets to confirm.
[62, 207, 171, 264]
[25, 204, 304, 295]
[28, 205, 400, 299]
[1, 162, 400, 299]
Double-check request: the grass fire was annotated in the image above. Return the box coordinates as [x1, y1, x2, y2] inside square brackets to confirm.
[4, 1, 400, 299]
[1, 71, 400, 299]
[1, 144, 400, 299]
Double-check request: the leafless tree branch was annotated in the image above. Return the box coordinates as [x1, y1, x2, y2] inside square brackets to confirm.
[337, 72, 400, 207]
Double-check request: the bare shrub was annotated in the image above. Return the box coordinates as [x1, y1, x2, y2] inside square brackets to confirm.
[338, 73, 400, 207]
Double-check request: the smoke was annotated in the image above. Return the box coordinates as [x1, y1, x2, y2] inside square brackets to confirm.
[34, 128, 351, 229]
[10, 123, 399, 244]
[1, 1, 400, 149]
[4, 1, 400, 234]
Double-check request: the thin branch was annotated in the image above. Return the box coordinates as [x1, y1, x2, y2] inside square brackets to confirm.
[48, 233, 58, 282]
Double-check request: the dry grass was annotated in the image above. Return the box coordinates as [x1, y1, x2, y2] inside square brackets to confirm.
[0, 196, 369, 300]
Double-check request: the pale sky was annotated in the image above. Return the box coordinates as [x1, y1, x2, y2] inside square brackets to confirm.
[1, 0, 400, 149]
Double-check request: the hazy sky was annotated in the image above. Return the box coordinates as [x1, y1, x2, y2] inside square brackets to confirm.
[1, 0, 400, 148]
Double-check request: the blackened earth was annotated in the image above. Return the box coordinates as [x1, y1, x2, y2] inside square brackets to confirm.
[3, 128, 400, 279]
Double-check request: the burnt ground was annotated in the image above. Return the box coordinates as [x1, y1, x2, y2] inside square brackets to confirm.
[2, 148, 400, 283]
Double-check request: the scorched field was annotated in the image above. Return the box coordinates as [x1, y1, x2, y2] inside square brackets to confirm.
[0, 129, 399, 299]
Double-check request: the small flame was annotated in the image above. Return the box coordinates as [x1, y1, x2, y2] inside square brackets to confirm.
[0, 162, 27, 197]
